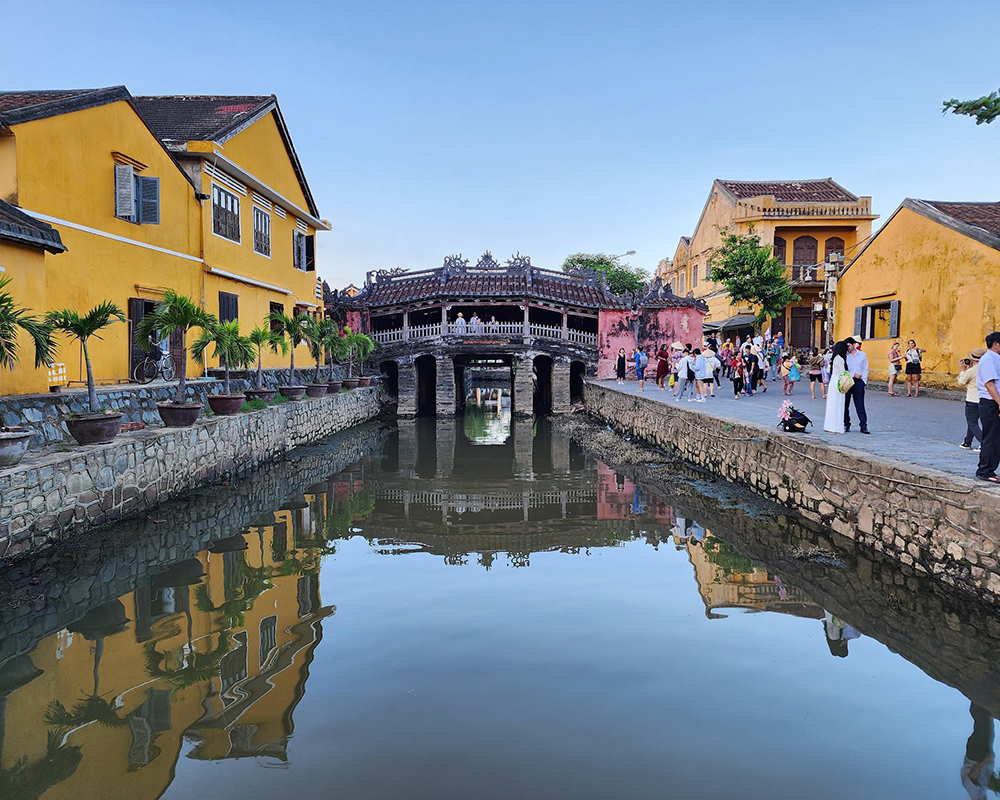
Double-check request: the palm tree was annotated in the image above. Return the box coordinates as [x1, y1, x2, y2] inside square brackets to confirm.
[341, 326, 375, 379]
[45, 303, 126, 413]
[247, 325, 289, 390]
[267, 311, 309, 386]
[0, 275, 55, 373]
[134, 291, 216, 403]
[300, 316, 336, 383]
[190, 320, 256, 395]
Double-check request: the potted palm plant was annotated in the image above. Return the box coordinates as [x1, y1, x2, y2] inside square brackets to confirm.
[191, 319, 255, 415]
[341, 326, 374, 389]
[135, 291, 215, 427]
[267, 311, 309, 400]
[246, 324, 288, 403]
[46, 302, 126, 445]
[0, 276, 55, 465]
[300, 316, 336, 398]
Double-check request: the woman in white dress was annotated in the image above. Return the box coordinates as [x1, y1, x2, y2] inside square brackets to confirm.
[823, 340, 848, 433]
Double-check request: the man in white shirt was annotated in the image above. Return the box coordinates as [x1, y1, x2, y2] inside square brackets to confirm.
[975, 332, 1000, 481]
[843, 337, 870, 434]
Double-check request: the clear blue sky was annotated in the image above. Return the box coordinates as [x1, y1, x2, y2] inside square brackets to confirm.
[4, 0, 998, 289]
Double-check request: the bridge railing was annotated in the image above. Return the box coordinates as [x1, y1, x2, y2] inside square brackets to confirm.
[372, 323, 597, 346]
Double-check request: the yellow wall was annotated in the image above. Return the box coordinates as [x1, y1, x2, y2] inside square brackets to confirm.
[835, 206, 1000, 387]
[0, 241, 51, 394]
[220, 112, 311, 210]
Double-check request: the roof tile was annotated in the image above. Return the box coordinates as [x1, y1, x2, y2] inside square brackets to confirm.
[0, 200, 66, 253]
[718, 179, 857, 203]
[923, 201, 1000, 240]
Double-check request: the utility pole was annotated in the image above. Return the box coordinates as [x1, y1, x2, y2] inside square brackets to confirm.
[824, 252, 843, 347]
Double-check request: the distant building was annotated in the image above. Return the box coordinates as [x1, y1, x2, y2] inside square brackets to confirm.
[659, 179, 877, 348]
[342, 283, 360, 297]
[835, 198, 1000, 386]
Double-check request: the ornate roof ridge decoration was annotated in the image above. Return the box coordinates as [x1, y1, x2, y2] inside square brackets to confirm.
[476, 250, 501, 270]
[635, 276, 709, 311]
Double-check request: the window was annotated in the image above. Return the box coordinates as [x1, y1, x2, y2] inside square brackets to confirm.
[773, 236, 786, 264]
[219, 291, 239, 323]
[853, 299, 900, 340]
[213, 185, 241, 242]
[293, 231, 316, 271]
[824, 237, 845, 262]
[259, 615, 277, 668]
[678, 274, 685, 294]
[704, 260, 711, 281]
[269, 301, 284, 333]
[114, 164, 159, 224]
[253, 207, 271, 256]
[792, 235, 817, 265]
[691, 264, 698, 288]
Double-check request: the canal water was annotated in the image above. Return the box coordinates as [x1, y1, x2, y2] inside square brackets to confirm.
[2, 409, 1000, 799]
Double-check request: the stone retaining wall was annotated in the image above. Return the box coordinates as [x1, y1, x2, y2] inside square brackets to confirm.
[5, 367, 343, 448]
[0, 387, 382, 558]
[584, 381, 1000, 603]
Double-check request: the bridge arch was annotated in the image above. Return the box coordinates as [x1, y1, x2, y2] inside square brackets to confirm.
[533, 355, 553, 416]
[415, 355, 436, 416]
[379, 360, 399, 401]
[570, 360, 586, 405]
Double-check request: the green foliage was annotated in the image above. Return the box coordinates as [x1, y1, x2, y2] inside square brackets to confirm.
[267, 311, 311, 384]
[142, 631, 231, 691]
[45, 301, 126, 412]
[248, 324, 288, 390]
[338, 326, 375, 378]
[299, 316, 337, 382]
[191, 319, 255, 394]
[561, 252, 649, 295]
[943, 90, 1000, 125]
[240, 398, 269, 412]
[703, 537, 762, 576]
[134, 290, 216, 402]
[269, 393, 291, 405]
[45, 694, 129, 730]
[0, 276, 55, 371]
[708, 226, 800, 324]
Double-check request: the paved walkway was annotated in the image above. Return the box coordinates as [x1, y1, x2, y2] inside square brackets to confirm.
[595, 376, 980, 481]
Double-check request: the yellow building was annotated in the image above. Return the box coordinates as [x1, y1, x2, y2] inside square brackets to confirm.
[659, 179, 877, 348]
[0, 86, 330, 393]
[835, 198, 1000, 387]
[0, 199, 67, 393]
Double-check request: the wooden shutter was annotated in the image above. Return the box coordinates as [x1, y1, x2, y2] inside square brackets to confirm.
[792, 236, 817, 265]
[115, 164, 134, 219]
[128, 297, 146, 374]
[219, 291, 239, 323]
[138, 176, 159, 224]
[773, 237, 786, 264]
[824, 237, 845, 261]
[305, 234, 315, 272]
[888, 299, 901, 338]
[853, 306, 863, 336]
[292, 232, 302, 270]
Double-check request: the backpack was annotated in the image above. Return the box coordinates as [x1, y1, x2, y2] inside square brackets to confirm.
[686, 358, 695, 380]
[638, 352, 649, 369]
[778, 409, 812, 433]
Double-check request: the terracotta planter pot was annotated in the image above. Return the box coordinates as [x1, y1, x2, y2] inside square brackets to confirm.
[342, 379, 359, 390]
[245, 388, 275, 403]
[0, 431, 32, 467]
[327, 380, 342, 393]
[279, 386, 307, 401]
[306, 384, 328, 398]
[65, 413, 123, 445]
[357, 376, 372, 388]
[157, 403, 203, 428]
[207, 394, 245, 415]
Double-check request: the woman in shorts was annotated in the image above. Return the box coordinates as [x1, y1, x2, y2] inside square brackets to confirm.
[807, 347, 826, 400]
[904, 339, 926, 397]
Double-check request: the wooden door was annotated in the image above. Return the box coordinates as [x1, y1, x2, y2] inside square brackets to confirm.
[790, 307, 812, 348]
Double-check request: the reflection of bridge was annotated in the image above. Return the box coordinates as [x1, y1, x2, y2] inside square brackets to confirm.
[379, 487, 596, 514]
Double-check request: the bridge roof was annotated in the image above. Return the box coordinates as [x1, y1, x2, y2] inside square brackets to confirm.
[351, 259, 633, 311]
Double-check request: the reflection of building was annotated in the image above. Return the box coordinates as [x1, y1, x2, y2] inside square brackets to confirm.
[680, 533, 822, 621]
[0, 485, 339, 799]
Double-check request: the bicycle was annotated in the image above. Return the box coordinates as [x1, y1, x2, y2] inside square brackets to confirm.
[133, 351, 177, 384]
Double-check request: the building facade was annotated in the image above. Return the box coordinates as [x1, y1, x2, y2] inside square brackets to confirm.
[659, 179, 877, 348]
[0, 87, 328, 395]
[835, 198, 1000, 387]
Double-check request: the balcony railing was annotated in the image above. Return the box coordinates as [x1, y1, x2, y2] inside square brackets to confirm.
[734, 197, 873, 221]
[371, 322, 597, 346]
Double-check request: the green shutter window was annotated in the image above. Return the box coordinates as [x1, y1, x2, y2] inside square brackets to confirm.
[888, 300, 900, 339]
[137, 176, 159, 225]
[305, 234, 315, 272]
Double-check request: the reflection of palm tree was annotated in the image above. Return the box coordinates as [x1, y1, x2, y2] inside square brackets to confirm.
[0, 731, 82, 800]
[195, 555, 274, 629]
[142, 630, 230, 691]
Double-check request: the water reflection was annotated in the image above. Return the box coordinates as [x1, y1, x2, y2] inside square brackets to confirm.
[2, 418, 1000, 798]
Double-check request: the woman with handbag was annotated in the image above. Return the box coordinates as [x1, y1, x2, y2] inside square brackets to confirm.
[904, 339, 926, 397]
[887, 341, 903, 396]
[823, 341, 850, 433]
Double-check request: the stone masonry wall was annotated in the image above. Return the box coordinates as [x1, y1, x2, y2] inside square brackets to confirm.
[584, 381, 1000, 604]
[4, 367, 337, 449]
[0, 387, 382, 559]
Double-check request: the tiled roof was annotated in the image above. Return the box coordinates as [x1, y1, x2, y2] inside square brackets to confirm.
[356, 267, 632, 309]
[923, 201, 1000, 240]
[0, 87, 130, 127]
[132, 95, 274, 147]
[0, 200, 66, 253]
[718, 179, 857, 203]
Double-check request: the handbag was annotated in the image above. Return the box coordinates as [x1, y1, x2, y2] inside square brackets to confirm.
[668, 373, 676, 388]
[837, 371, 854, 394]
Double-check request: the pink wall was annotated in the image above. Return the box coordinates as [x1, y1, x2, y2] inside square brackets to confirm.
[345, 309, 369, 335]
[597, 306, 705, 380]
[597, 310, 637, 379]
